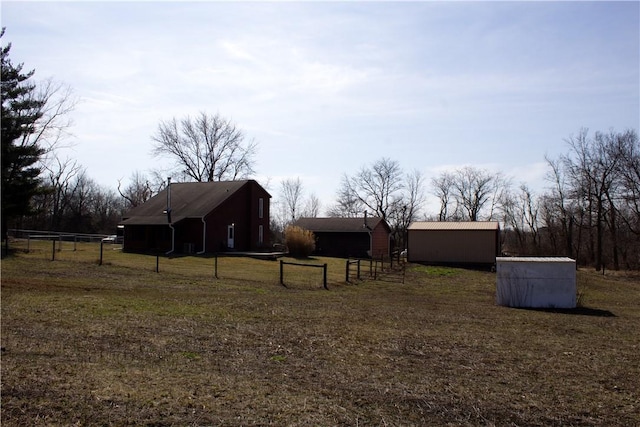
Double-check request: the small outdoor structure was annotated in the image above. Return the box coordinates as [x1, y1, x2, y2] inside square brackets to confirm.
[496, 257, 576, 308]
[407, 221, 500, 266]
[293, 216, 391, 259]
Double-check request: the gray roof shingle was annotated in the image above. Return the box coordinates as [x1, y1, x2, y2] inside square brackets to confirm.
[294, 217, 387, 233]
[121, 180, 265, 225]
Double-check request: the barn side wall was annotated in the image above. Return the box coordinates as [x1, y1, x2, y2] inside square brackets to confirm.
[313, 232, 370, 258]
[371, 224, 390, 258]
[407, 229, 498, 265]
[123, 224, 172, 254]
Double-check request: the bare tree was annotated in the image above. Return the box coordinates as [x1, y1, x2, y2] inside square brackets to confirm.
[151, 111, 257, 182]
[543, 155, 573, 257]
[562, 129, 622, 270]
[431, 172, 457, 221]
[336, 158, 404, 222]
[328, 175, 364, 218]
[332, 158, 426, 249]
[59, 169, 95, 233]
[541, 128, 639, 269]
[42, 155, 81, 230]
[431, 166, 508, 222]
[302, 193, 322, 218]
[451, 166, 495, 221]
[32, 78, 78, 159]
[91, 186, 123, 234]
[280, 177, 304, 223]
[614, 129, 640, 235]
[118, 171, 153, 209]
[390, 169, 426, 245]
[502, 184, 540, 255]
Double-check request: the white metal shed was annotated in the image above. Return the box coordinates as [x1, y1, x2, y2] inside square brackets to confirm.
[496, 257, 576, 308]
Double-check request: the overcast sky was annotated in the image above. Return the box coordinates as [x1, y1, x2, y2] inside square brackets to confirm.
[2, 1, 639, 216]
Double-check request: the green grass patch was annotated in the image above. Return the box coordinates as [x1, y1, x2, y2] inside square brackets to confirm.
[411, 264, 460, 276]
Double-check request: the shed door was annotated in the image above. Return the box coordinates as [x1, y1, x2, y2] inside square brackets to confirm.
[227, 225, 235, 249]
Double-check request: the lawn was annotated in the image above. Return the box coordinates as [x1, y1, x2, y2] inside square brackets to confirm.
[1, 247, 639, 426]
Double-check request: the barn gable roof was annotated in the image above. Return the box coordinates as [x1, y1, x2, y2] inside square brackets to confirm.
[408, 221, 500, 231]
[294, 217, 389, 233]
[121, 180, 269, 225]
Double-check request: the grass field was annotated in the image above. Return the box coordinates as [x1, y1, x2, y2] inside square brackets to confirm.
[1, 246, 639, 426]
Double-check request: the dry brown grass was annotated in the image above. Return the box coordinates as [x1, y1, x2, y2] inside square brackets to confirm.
[1, 248, 639, 426]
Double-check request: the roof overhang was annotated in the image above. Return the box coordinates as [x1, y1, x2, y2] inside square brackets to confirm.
[120, 215, 187, 226]
[408, 221, 500, 231]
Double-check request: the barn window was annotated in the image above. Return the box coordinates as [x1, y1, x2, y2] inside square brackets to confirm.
[258, 225, 264, 244]
[258, 198, 264, 219]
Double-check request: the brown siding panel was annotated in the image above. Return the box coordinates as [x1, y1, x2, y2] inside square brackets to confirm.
[371, 224, 390, 258]
[408, 228, 499, 265]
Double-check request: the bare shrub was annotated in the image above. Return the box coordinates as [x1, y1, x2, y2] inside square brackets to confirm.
[284, 226, 315, 258]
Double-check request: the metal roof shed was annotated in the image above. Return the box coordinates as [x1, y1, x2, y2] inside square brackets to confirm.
[407, 221, 500, 266]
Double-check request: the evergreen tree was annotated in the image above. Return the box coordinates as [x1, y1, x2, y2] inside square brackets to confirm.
[1, 28, 46, 238]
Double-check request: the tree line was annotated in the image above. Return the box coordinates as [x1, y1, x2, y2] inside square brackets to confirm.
[272, 134, 639, 270]
[3, 29, 638, 269]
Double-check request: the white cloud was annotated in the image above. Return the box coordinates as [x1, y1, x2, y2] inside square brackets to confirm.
[1, 0, 636, 203]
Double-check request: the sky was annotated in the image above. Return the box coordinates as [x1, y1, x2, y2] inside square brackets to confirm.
[2, 1, 639, 217]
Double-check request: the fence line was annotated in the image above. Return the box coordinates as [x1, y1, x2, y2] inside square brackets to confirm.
[6, 231, 406, 286]
[280, 260, 328, 290]
[10, 228, 108, 242]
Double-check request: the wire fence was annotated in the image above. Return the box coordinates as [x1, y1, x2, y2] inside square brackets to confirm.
[5, 237, 346, 289]
[4, 230, 406, 289]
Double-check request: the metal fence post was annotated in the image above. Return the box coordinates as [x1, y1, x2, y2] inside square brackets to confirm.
[99, 241, 104, 266]
[323, 263, 328, 290]
[279, 259, 284, 286]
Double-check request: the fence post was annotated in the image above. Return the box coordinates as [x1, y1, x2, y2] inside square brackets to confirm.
[99, 241, 104, 266]
[323, 263, 328, 290]
[279, 259, 284, 286]
[51, 239, 56, 261]
[402, 263, 406, 284]
[156, 254, 160, 273]
[357, 259, 361, 280]
[345, 259, 350, 282]
[214, 254, 218, 279]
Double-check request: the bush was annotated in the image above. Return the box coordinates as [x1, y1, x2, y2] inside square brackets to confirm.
[284, 226, 316, 258]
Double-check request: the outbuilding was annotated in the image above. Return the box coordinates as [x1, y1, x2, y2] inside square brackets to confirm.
[407, 221, 500, 266]
[496, 257, 577, 308]
[293, 216, 391, 259]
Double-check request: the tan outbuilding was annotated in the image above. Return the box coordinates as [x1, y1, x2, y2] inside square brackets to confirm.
[407, 221, 500, 266]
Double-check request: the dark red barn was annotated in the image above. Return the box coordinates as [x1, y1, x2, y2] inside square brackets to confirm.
[293, 217, 391, 259]
[121, 180, 270, 254]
